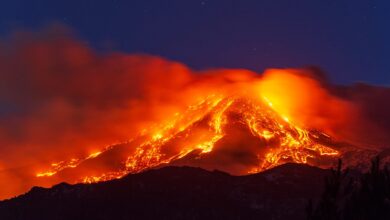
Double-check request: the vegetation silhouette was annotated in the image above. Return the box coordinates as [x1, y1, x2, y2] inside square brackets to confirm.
[307, 157, 390, 220]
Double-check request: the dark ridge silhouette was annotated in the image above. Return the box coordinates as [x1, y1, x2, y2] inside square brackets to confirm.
[0, 163, 329, 220]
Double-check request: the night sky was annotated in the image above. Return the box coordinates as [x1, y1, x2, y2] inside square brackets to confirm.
[0, 0, 389, 85]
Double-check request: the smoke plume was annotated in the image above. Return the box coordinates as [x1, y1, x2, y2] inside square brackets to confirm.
[0, 27, 389, 199]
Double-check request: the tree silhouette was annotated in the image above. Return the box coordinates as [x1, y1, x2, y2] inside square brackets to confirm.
[307, 157, 390, 220]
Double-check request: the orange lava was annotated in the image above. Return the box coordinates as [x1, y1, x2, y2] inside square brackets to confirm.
[36, 93, 339, 183]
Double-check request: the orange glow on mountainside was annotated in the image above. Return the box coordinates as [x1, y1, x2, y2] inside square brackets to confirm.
[3, 32, 375, 200]
[36, 92, 339, 184]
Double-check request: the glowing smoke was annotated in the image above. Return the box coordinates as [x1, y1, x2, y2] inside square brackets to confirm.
[0, 27, 389, 199]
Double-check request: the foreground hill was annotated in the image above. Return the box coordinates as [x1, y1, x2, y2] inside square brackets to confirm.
[0, 163, 329, 220]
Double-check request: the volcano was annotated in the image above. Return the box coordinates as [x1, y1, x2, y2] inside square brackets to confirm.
[35, 94, 341, 186]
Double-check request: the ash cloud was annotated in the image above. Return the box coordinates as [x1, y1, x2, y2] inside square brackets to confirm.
[0, 26, 194, 169]
[0, 26, 389, 199]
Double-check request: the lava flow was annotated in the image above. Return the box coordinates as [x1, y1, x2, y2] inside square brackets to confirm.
[3, 30, 390, 201]
[36, 93, 339, 184]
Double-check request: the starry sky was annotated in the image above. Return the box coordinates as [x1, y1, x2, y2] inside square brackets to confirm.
[0, 0, 389, 85]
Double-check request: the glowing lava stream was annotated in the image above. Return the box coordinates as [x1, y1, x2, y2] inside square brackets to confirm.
[36, 94, 339, 183]
[36, 145, 115, 177]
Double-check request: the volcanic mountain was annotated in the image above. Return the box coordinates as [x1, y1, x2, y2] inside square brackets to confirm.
[1, 91, 388, 220]
[34, 94, 342, 186]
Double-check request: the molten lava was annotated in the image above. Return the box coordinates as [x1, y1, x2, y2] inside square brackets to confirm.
[36, 93, 339, 184]
[2, 29, 389, 201]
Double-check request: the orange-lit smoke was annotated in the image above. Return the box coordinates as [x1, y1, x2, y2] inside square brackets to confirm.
[256, 69, 355, 139]
[0, 27, 389, 200]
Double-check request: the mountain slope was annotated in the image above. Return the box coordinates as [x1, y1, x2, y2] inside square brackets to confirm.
[0, 164, 329, 220]
[35, 96, 340, 185]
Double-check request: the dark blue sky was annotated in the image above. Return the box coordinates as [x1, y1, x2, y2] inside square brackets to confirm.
[0, 0, 389, 85]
